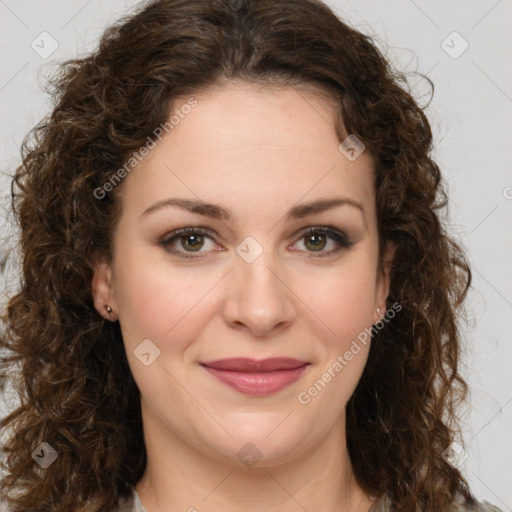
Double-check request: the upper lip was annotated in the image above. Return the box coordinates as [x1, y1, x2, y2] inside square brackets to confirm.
[200, 358, 309, 372]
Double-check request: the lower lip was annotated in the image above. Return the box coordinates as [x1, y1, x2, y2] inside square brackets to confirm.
[202, 365, 309, 396]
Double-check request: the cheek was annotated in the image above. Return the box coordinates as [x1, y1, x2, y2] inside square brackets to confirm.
[112, 231, 378, 355]
[114, 263, 172, 338]
[111, 243, 220, 353]
[294, 255, 376, 418]
[293, 248, 378, 344]
[111, 241, 170, 333]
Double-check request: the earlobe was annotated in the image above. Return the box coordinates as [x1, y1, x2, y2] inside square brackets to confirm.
[91, 260, 117, 320]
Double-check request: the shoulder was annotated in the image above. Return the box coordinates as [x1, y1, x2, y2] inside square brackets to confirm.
[451, 492, 505, 512]
[114, 488, 148, 512]
[113, 491, 137, 512]
[370, 495, 505, 512]
[454, 501, 505, 512]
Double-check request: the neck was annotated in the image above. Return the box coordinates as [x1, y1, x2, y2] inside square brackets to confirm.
[135, 400, 375, 512]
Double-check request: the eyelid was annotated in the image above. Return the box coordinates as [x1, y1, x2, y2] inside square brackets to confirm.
[158, 225, 354, 259]
[158, 227, 220, 257]
[292, 226, 354, 257]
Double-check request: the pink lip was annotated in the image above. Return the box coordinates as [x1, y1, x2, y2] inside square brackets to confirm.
[200, 358, 310, 396]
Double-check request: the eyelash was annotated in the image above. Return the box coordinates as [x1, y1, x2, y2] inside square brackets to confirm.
[158, 226, 354, 260]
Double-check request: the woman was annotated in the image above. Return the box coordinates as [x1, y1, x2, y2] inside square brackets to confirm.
[0, 0, 504, 511]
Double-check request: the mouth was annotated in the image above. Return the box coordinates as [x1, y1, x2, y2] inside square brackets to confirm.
[200, 358, 310, 396]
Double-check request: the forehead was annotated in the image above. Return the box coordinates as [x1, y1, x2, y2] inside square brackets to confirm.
[169, 81, 346, 156]
[119, 82, 375, 224]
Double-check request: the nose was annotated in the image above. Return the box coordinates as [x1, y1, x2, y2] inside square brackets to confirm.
[222, 243, 296, 338]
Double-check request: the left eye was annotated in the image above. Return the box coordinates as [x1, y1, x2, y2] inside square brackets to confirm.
[159, 226, 354, 259]
[293, 227, 353, 256]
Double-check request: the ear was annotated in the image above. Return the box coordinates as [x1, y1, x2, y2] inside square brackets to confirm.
[374, 240, 396, 324]
[91, 259, 117, 321]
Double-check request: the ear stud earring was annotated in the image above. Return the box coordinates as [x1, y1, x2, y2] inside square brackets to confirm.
[105, 304, 113, 315]
[377, 307, 385, 320]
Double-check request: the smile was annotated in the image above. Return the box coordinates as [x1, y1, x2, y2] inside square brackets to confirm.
[200, 358, 311, 396]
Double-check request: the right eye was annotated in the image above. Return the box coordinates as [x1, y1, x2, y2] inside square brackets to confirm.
[159, 227, 223, 259]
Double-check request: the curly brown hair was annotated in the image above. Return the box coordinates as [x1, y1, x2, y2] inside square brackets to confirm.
[1, 0, 478, 511]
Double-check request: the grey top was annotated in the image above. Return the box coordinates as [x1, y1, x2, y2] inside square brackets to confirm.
[116, 489, 147, 512]
[117, 488, 505, 512]
[368, 494, 504, 512]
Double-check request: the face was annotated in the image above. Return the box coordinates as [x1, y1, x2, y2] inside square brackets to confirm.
[92, 81, 394, 468]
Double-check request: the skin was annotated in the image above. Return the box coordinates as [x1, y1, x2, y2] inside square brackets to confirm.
[92, 81, 395, 512]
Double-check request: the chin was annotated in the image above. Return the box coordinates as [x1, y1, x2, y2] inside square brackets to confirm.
[199, 425, 312, 469]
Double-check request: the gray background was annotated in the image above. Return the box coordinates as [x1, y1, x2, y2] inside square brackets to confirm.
[1, 0, 511, 509]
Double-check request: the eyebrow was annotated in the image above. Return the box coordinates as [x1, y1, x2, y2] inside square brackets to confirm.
[141, 196, 365, 222]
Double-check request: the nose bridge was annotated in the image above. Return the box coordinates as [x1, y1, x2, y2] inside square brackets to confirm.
[235, 234, 283, 300]
[223, 234, 294, 335]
